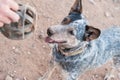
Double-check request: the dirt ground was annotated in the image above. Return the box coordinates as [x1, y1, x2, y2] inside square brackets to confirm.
[0, 0, 120, 80]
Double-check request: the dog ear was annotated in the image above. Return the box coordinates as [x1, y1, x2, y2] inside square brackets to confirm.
[61, 0, 82, 25]
[84, 25, 101, 41]
[61, 17, 72, 25]
[69, 0, 82, 14]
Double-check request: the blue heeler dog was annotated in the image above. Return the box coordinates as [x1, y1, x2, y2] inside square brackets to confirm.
[40, 0, 120, 80]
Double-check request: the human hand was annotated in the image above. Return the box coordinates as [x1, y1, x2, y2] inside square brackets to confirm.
[0, 0, 20, 27]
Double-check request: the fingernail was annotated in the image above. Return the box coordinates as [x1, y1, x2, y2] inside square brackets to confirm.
[7, 20, 11, 24]
[0, 23, 4, 27]
[14, 15, 20, 22]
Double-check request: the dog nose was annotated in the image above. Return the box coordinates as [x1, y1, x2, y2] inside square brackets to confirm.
[47, 28, 54, 36]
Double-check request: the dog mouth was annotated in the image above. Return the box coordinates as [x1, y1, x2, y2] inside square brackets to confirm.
[45, 37, 67, 44]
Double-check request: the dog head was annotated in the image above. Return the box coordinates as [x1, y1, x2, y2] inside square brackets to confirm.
[46, 20, 100, 47]
[45, 0, 101, 56]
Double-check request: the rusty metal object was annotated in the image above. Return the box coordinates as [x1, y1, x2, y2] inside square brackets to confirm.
[0, 4, 37, 40]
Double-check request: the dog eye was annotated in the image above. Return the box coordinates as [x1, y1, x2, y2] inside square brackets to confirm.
[68, 30, 75, 35]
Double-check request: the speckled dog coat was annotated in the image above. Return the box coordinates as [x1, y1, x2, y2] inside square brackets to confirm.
[53, 14, 120, 80]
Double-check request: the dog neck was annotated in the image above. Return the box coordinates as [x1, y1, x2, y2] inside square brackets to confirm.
[58, 42, 88, 56]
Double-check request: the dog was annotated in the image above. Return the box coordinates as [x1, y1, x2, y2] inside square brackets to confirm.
[39, 0, 120, 80]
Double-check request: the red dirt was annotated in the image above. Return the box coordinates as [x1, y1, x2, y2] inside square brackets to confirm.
[0, 0, 120, 80]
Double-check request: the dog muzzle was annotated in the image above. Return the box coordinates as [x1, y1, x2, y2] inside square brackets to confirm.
[0, 4, 37, 40]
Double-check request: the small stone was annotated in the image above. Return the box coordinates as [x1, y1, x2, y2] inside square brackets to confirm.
[94, 74, 99, 78]
[28, 52, 31, 55]
[104, 12, 111, 17]
[39, 31, 45, 39]
[15, 79, 20, 80]
[115, 7, 120, 10]
[23, 77, 27, 80]
[113, 0, 120, 3]
[9, 74, 14, 77]
[14, 48, 19, 53]
[31, 44, 35, 48]
[13, 71, 17, 73]
[12, 46, 21, 54]
[42, 46, 46, 48]
[118, 73, 120, 79]
[5, 75, 13, 80]
[89, 0, 96, 5]
[12, 47, 16, 50]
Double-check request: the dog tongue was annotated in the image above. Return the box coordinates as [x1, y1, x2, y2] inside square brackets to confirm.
[45, 37, 55, 43]
[45, 37, 66, 44]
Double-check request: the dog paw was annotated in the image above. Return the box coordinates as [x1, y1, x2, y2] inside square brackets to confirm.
[38, 77, 46, 80]
[104, 73, 115, 80]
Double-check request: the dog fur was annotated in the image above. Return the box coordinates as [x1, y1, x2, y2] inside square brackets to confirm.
[41, 0, 120, 80]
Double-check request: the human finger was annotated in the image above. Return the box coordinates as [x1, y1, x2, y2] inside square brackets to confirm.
[0, 21, 4, 27]
[5, 9, 20, 22]
[8, 0, 19, 11]
[0, 14, 11, 24]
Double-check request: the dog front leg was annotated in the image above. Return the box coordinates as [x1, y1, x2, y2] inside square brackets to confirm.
[113, 55, 120, 79]
[61, 71, 80, 80]
[38, 59, 57, 80]
[104, 55, 120, 80]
